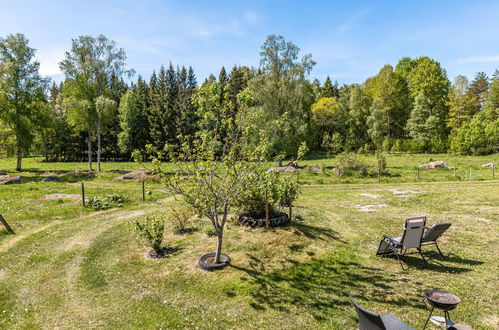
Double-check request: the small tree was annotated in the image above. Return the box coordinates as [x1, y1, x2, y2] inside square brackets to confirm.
[133, 215, 165, 255]
[137, 130, 257, 265]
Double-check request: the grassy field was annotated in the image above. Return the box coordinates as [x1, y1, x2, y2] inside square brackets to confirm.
[0, 155, 498, 329]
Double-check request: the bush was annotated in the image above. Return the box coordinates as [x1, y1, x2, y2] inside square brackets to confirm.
[237, 172, 301, 217]
[166, 204, 193, 234]
[133, 215, 165, 253]
[336, 153, 369, 176]
[87, 194, 130, 210]
[372, 151, 387, 175]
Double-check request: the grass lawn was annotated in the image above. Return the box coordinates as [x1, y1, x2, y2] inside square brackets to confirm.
[0, 156, 498, 329]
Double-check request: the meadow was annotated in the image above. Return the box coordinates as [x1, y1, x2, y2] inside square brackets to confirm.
[0, 154, 497, 329]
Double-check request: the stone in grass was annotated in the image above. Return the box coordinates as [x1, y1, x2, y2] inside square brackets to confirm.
[0, 175, 21, 184]
[482, 163, 494, 168]
[267, 166, 298, 173]
[310, 165, 321, 173]
[146, 246, 173, 258]
[420, 161, 448, 170]
[42, 176, 60, 182]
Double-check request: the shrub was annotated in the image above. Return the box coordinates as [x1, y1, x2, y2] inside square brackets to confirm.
[372, 151, 387, 175]
[87, 194, 130, 210]
[166, 204, 193, 234]
[133, 215, 165, 253]
[237, 172, 301, 217]
[336, 153, 369, 176]
[87, 196, 110, 210]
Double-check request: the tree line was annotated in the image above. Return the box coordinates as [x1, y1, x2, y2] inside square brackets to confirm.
[0, 33, 498, 171]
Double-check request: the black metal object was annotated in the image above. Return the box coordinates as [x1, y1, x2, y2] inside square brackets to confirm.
[423, 290, 461, 329]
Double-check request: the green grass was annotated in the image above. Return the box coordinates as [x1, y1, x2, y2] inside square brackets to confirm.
[0, 156, 498, 329]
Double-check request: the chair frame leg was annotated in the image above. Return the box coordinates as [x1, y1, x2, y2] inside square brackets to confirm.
[417, 248, 427, 265]
[434, 241, 444, 259]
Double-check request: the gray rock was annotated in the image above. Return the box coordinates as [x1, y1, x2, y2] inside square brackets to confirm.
[310, 165, 321, 173]
[42, 176, 60, 182]
[420, 161, 448, 170]
[0, 175, 21, 184]
[482, 163, 494, 168]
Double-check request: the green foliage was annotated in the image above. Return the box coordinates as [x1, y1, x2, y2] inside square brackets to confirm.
[133, 215, 165, 253]
[406, 94, 441, 149]
[450, 114, 499, 155]
[87, 194, 129, 210]
[237, 171, 301, 217]
[336, 153, 369, 176]
[373, 151, 387, 175]
[0, 33, 49, 170]
[165, 203, 193, 234]
[239, 35, 315, 159]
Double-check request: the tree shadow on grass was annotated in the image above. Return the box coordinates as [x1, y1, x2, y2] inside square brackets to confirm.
[284, 221, 346, 243]
[381, 252, 481, 273]
[231, 253, 425, 321]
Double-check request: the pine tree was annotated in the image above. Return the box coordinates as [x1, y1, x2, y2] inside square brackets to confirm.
[147, 70, 164, 149]
[469, 72, 489, 108]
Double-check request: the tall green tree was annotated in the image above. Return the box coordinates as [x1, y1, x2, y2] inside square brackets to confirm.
[311, 97, 344, 149]
[321, 76, 339, 98]
[240, 34, 316, 158]
[118, 90, 148, 155]
[406, 94, 440, 149]
[396, 56, 450, 137]
[447, 75, 478, 133]
[348, 85, 371, 149]
[469, 72, 489, 108]
[59, 34, 131, 171]
[364, 65, 410, 144]
[0, 33, 49, 171]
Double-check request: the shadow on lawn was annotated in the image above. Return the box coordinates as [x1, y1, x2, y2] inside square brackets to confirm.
[231, 253, 424, 320]
[386, 252, 483, 273]
[285, 221, 346, 243]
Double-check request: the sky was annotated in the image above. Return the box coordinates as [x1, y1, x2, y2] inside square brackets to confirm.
[1, 0, 499, 85]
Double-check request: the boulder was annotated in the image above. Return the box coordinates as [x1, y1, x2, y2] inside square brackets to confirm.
[310, 165, 321, 173]
[114, 169, 160, 181]
[42, 176, 60, 182]
[267, 166, 298, 173]
[0, 175, 21, 184]
[482, 163, 494, 168]
[420, 161, 448, 170]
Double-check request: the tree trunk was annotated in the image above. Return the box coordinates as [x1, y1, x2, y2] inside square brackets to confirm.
[97, 115, 101, 172]
[87, 131, 93, 172]
[215, 229, 224, 264]
[288, 199, 293, 222]
[265, 190, 270, 228]
[16, 140, 22, 172]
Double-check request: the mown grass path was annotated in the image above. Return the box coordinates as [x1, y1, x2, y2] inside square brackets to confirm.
[0, 177, 497, 328]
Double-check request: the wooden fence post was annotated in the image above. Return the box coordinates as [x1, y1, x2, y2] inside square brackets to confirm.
[142, 181, 145, 201]
[417, 168, 420, 180]
[492, 165, 495, 179]
[454, 167, 457, 178]
[0, 214, 14, 234]
[469, 168, 472, 180]
[81, 182, 86, 207]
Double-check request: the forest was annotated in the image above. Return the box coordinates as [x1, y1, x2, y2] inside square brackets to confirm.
[1, 33, 498, 171]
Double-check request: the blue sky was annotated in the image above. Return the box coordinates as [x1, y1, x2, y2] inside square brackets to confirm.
[1, 0, 499, 85]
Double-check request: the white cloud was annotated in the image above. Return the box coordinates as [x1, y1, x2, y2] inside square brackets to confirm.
[337, 8, 371, 35]
[456, 55, 499, 64]
[37, 49, 64, 77]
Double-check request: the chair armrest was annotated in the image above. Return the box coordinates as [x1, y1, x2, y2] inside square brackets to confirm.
[383, 235, 399, 246]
